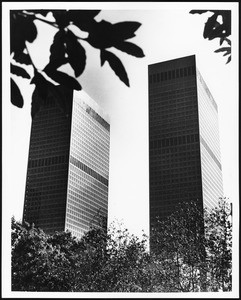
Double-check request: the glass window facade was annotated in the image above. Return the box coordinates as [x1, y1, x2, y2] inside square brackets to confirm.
[149, 55, 223, 231]
[65, 92, 110, 238]
[23, 87, 110, 238]
[196, 69, 223, 210]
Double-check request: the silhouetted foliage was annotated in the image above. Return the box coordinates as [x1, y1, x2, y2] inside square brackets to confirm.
[10, 10, 145, 116]
[11, 218, 150, 292]
[11, 199, 232, 292]
[151, 198, 232, 292]
[11, 218, 80, 291]
[190, 10, 231, 64]
[203, 198, 232, 291]
[10, 78, 24, 108]
[151, 200, 206, 292]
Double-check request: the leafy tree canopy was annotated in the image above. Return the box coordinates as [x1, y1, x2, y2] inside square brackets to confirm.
[11, 198, 232, 292]
[151, 198, 232, 292]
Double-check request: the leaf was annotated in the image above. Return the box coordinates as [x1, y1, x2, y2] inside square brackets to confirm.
[65, 30, 86, 77]
[101, 50, 129, 87]
[189, 10, 209, 14]
[87, 20, 143, 50]
[223, 51, 230, 57]
[67, 10, 100, 31]
[203, 11, 231, 40]
[10, 12, 37, 55]
[214, 47, 231, 54]
[87, 20, 115, 49]
[69, 9, 100, 19]
[52, 10, 69, 28]
[226, 56, 231, 64]
[11, 78, 24, 108]
[210, 24, 228, 40]
[220, 37, 231, 47]
[221, 10, 231, 36]
[203, 13, 219, 39]
[13, 52, 31, 65]
[45, 58, 68, 71]
[112, 21, 142, 40]
[11, 64, 31, 79]
[10, 12, 26, 54]
[45, 68, 82, 90]
[49, 30, 66, 63]
[225, 38, 231, 45]
[219, 37, 225, 46]
[24, 16, 38, 43]
[25, 10, 50, 17]
[114, 41, 145, 57]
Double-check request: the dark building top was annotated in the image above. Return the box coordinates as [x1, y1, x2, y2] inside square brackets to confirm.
[149, 55, 223, 235]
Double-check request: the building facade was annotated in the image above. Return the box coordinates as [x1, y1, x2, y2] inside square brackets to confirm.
[23, 86, 110, 238]
[149, 55, 223, 228]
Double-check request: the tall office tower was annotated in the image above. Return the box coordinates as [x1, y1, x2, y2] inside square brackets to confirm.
[149, 55, 223, 229]
[23, 86, 110, 238]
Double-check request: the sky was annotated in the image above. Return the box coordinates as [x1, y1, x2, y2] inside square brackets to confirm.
[2, 2, 239, 297]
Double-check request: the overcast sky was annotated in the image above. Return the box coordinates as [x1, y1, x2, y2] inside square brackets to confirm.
[2, 2, 239, 297]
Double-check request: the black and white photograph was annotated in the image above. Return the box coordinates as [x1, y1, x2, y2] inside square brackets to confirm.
[2, 1, 239, 298]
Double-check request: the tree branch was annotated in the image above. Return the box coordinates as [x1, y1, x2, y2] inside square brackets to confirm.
[20, 11, 58, 29]
[24, 43, 38, 72]
[33, 16, 59, 28]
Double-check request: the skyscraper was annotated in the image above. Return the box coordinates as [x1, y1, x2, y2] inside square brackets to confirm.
[149, 55, 223, 228]
[23, 86, 110, 238]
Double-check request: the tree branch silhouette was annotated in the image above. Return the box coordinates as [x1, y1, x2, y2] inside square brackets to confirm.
[190, 10, 231, 64]
[10, 10, 145, 117]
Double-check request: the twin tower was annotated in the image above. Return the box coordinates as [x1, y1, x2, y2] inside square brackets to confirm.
[23, 87, 110, 238]
[23, 55, 223, 238]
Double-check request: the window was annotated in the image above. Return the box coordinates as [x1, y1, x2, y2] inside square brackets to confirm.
[149, 75, 153, 84]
